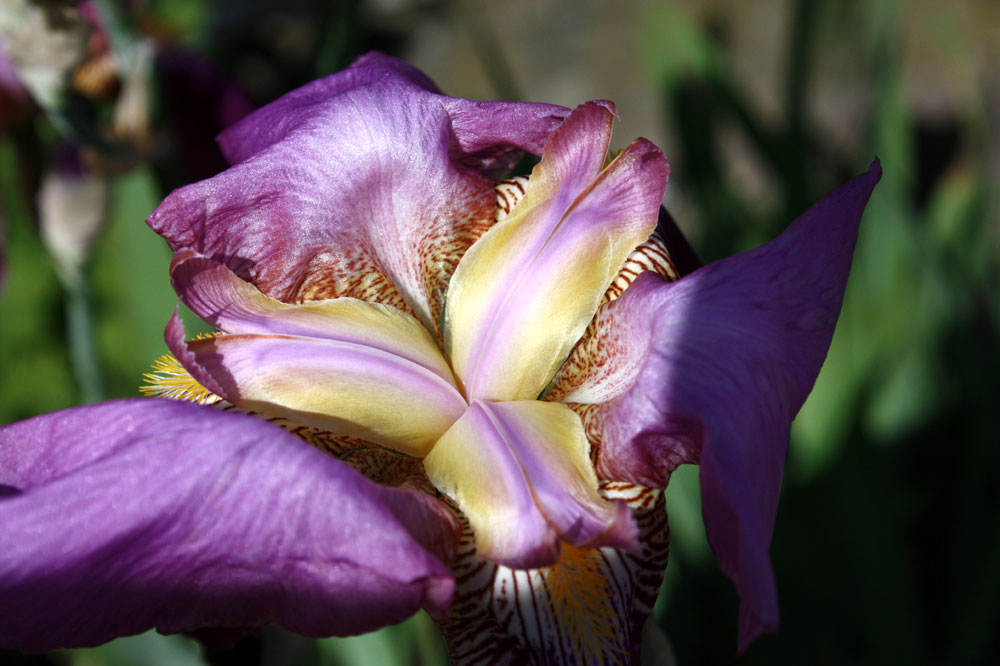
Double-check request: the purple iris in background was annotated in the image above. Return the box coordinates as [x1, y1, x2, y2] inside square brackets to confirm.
[0, 53, 879, 664]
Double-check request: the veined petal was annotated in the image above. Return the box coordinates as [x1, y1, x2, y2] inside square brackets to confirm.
[216, 52, 443, 165]
[0, 399, 458, 651]
[544, 229, 683, 404]
[445, 102, 669, 401]
[167, 316, 467, 458]
[423, 400, 636, 569]
[424, 403, 557, 569]
[150, 52, 566, 335]
[170, 249, 455, 383]
[219, 51, 566, 176]
[590, 161, 882, 650]
[442, 482, 668, 666]
[438, 97, 572, 177]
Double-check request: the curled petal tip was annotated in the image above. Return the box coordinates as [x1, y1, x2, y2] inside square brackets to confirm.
[497, 537, 563, 572]
[164, 309, 227, 399]
[584, 99, 617, 118]
[737, 606, 779, 654]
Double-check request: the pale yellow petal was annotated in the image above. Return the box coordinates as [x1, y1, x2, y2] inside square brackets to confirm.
[444, 104, 668, 401]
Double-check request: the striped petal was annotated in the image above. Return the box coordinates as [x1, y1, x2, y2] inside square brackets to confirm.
[588, 161, 882, 650]
[445, 102, 669, 401]
[166, 314, 466, 458]
[0, 399, 457, 651]
[440, 482, 668, 666]
[149, 52, 566, 335]
[423, 400, 637, 569]
[169, 249, 456, 384]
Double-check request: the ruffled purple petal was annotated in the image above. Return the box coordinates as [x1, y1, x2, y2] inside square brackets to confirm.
[591, 161, 882, 650]
[149, 52, 566, 334]
[216, 52, 442, 164]
[217, 51, 565, 173]
[0, 399, 458, 651]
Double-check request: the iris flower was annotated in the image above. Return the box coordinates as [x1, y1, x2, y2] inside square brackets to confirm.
[0, 53, 880, 664]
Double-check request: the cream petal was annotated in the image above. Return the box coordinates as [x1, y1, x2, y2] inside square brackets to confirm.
[170, 249, 456, 384]
[445, 103, 668, 401]
[423, 400, 636, 569]
[166, 316, 466, 458]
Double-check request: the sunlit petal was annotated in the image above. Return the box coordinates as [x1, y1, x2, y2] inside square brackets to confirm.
[544, 229, 682, 403]
[170, 249, 456, 383]
[150, 53, 566, 335]
[445, 102, 669, 401]
[424, 400, 636, 568]
[167, 316, 466, 458]
[217, 52, 565, 174]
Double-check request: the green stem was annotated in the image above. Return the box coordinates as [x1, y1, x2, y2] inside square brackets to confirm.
[65, 278, 103, 404]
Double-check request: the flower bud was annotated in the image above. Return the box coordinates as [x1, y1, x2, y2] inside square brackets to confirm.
[38, 145, 107, 285]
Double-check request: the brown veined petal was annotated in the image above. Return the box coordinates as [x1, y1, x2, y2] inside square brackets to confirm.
[270, 421, 420, 488]
[148, 54, 567, 339]
[169, 249, 458, 384]
[139, 354, 420, 487]
[440, 482, 669, 666]
[543, 229, 680, 404]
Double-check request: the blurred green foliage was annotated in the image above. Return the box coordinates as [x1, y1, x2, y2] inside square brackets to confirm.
[1, 0, 997, 665]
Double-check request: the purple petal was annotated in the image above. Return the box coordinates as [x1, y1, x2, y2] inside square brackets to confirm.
[484, 401, 637, 552]
[0, 398, 458, 651]
[591, 161, 881, 650]
[216, 52, 443, 164]
[217, 51, 565, 173]
[437, 96, 576, 177]
[425, 402, 559, 569]
[149, 52, 566, 334]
